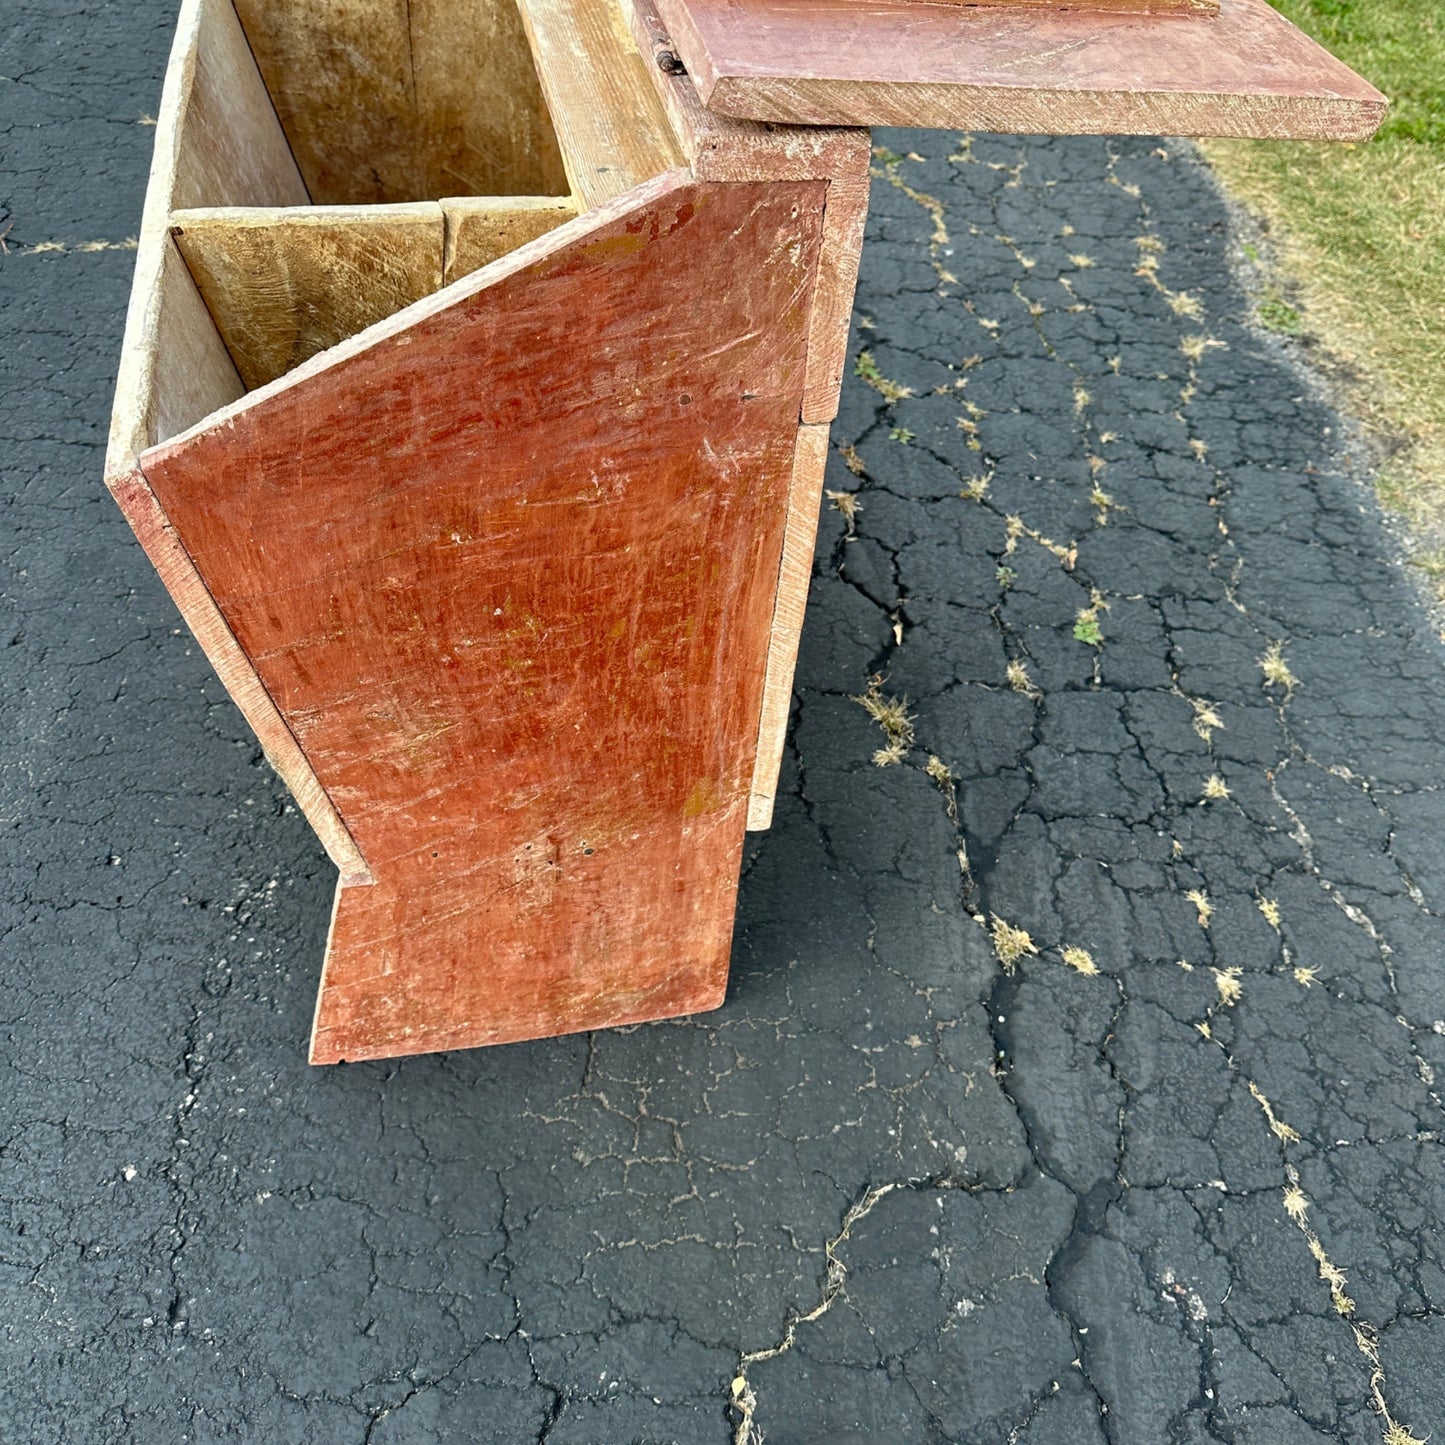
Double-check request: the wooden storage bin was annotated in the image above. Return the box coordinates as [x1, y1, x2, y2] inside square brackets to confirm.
[107, 0, 871, 1062]
[107, 0, 1382, 1064]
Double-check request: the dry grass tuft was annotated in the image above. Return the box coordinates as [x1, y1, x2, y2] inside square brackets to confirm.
[1190, 698, 1225, 744]
[1202, 775, 1231, 801]
[1248, 1080, 1302, 1144]
[827, 489, 861, 538]
[853, 678, 914, 767]
[1060, 946, 1100, 977]
[1260, 641, 1300, 696]
[925, 755, 959, 820]
[1258, 896, 1282, 930]
[1186, 888, 1214, 928]
[1213, 967, 1244, 1007]
[990, 915, 1038, 972]
[1006, 659, 1039, 697]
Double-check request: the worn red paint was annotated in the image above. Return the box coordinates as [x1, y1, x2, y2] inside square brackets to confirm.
[139, 178, 827, 1062]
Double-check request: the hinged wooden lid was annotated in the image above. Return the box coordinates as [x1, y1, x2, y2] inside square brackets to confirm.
[644, 0, 1386, 138]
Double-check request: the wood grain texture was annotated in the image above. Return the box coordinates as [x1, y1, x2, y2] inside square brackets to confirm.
[748, 421, 831, 831]
[517, 0, 684, 209]
[106, 0, 370, 890]
[173, 0, 310, 211]
[108, 466, 375, 884]
[442, 196, 579, 283]
[651, 0, 1387, 137]
[138, 176, 828, 1062]
[627, 0, 870, 183]
[876, 0, 1216, 13]
[171, 204, 446, 388]
[231, 0, 568, 204]
[801, 171, 870, 424]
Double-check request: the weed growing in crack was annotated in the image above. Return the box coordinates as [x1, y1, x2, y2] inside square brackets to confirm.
[990, 914, 1038, 972]
[1248, 1080, 1301, 1144]
[1294, 966, 1319, 987]
[853, 677, 914, 767]
[1090, 487, 1116, 525]
[854, 349, 913, 403]
[1260, 640, 1299, 696]
[1073, 611, 1104, 647]
[1213, 967, 1244, 1007]
[889, 426, 916, 445]
[826, 489, 861, 538]
[1059, 946, 1100, 977]
[1189, 697, 1226, 744]
[1186, 888, 1214, 927]
[1202, 774, 1231, 801]
[924, 755, 959, 820]
[1006, 659, 1039, 697]
[1257, 896, 1282, 930]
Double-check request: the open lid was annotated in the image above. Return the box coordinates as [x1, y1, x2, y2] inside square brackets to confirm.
[645, 0, 1386, 138]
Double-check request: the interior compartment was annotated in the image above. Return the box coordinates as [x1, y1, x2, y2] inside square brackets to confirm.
[165, 0, 581, 391]
[230, 0, 570, 204]
[120, 0, 678, 450]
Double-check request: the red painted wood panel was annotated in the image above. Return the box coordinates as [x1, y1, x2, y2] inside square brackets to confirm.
[140, 177, 826, 1061]
[651, 0, 1386, 137]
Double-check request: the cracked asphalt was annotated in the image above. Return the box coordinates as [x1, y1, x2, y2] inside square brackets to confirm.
[3, 6, 1444, 1441]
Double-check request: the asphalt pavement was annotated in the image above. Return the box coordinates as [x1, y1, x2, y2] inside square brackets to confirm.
[2, 5, 1443, 1441]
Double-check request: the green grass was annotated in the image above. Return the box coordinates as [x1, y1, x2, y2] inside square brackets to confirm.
[1202, 0, 1444, 531]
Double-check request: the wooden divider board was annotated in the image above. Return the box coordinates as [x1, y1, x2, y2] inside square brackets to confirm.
[648, 0, 1387, 135]
[171, 205, 446, 388]
[138, 175, 828, 1062]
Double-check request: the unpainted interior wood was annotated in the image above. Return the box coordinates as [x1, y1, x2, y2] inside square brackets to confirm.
[172, 205, 446, 389]
[516, 0, 684, 209]
[231, 0, 569, 204]
[172, 198, 580, 389]
[442, 196, 579, 284]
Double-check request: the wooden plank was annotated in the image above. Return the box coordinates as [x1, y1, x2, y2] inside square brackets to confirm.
[748, 422, 830, 830]
[626, 0, 871, 183]
[879, 0, 1216, 13]
[801, 171, 869, 424]
[441, 196, 578, 284]
[171, 204, 446, 389]
[649, 0, 1388, 137]
[105, 0, 369, 887]
[174, 0, 310, 210]
[137, 174, 828, 1062]
[231, 0, 568, 204]
[516, 0, 684, 209]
